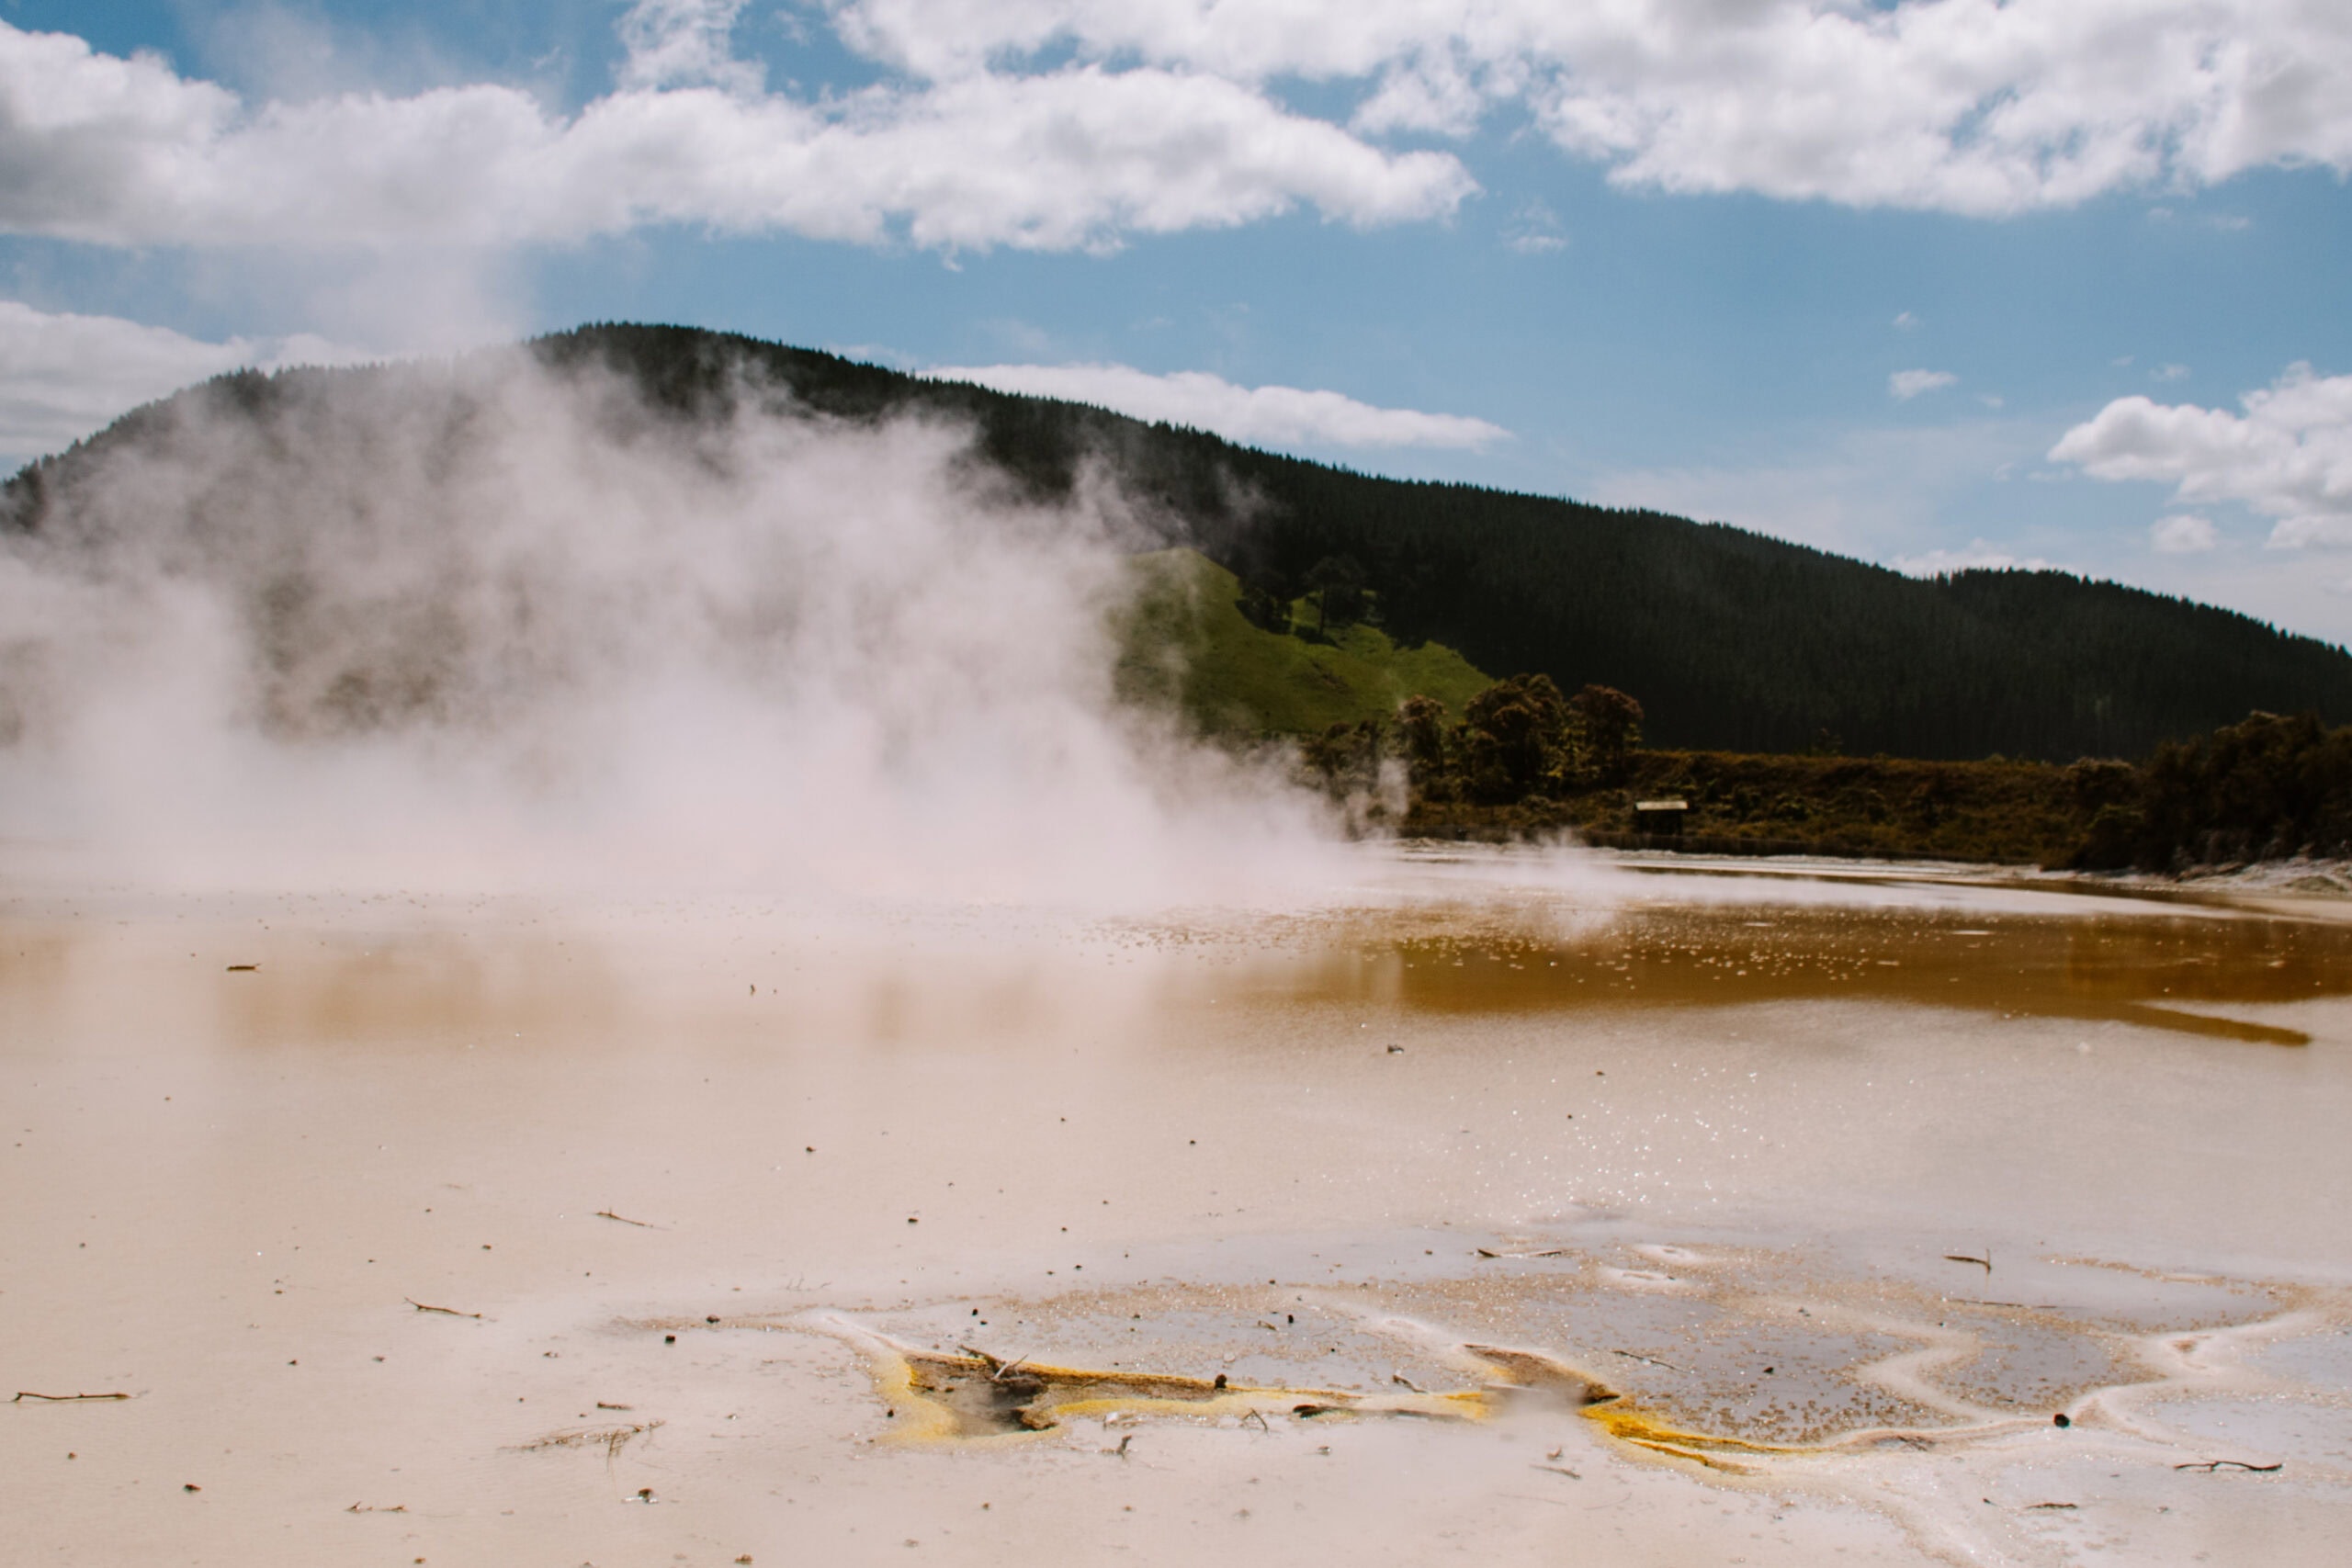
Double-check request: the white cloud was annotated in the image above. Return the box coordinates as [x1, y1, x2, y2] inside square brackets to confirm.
[2049, 363, 2352, 549]
[1501, 197, 1566, 254]
[0, 18, 1473, 253]
[2150, 513, 2219, 553]
[2152, 362, 2190, 381]
[1893, 310, 1918, 329]
[1892, 540, 2062, 576]
[0, 299, 365, 465]
[1890, 368, 1958, 400]
[616, 0, 766, 95]
[5, 3, 2345, 264]
[831, 0, 2352, 217]
[922, 362, 1510, 450]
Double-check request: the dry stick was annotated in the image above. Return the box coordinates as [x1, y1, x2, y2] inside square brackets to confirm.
[13, 1391, 130, 1403]
[345, 1503, 407, 1513]
[594, 1210, 657, 1228]
[404, 1298, 484, 1319]
[1611, 1349, 1688, 1374]
[1945, 1249, 1993, 1274]
[2176, 1459, 2284, 1472]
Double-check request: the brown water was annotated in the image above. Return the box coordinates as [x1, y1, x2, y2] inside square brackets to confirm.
[5, 853, 2350, 1565]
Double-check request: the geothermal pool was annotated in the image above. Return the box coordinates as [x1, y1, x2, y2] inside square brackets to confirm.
[5, 848, 2349, 1565]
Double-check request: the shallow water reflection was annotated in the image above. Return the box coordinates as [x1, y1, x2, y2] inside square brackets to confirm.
[1189, 895, 2352, 1046]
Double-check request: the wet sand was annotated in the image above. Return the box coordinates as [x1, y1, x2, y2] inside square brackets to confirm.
[5, 850, 2351, 1565]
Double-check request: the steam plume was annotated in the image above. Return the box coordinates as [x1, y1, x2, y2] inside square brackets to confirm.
[0, 348, 1338, 903]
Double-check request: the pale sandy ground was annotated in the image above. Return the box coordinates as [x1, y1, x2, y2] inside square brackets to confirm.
[5, 848, 2350, 1566]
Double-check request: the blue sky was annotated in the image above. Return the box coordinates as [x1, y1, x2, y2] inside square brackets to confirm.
[5, 1, 2351, 640]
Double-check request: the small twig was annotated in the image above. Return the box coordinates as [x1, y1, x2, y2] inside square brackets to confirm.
[1391, 1372, 1427, 1393]
[1944, 1249, 1993, 1275]
[12, 1391, 131, 1403]
[1532, 1463, 1581, 1478]
[404, 1298, 483, 1319]
[2175, 1459, 2283, 1473]
[1238, 1408, 1270, 1432]
[594, 1210, 658, 1228]
[1611, 1349, 1687, 1373]
[2024, 1501, 2077, 1510]
[510, 1420, 662, 1459]
[345, 1503, 407, 1513]
[1476, 1247, 1571, 1259]
[595, 1402, 633, 1411]
[1102, 1434, 1133, 1458]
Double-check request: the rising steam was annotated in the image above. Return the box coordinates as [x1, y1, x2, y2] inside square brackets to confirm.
[0, 350, 1340, 902]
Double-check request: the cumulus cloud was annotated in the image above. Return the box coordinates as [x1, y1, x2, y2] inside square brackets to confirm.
[6, 2, 2345, 262]
[831, 0, 2352, 216]
[2050, 363, 2352, 548]
[0, 300, 364, 466]
[0, 17, 1472, 252]
[922, 362, 1510, 450]
[1890, 368, 1958, 400]
[2150, 513, 2219, 553]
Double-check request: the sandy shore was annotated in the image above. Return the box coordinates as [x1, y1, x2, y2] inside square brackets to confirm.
[5, 852, 2350, 1565]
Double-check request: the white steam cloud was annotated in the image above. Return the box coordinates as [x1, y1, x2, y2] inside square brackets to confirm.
[0, 353, 1340, 904]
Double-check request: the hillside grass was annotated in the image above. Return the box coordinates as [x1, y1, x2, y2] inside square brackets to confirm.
[1114, 547, 1491, 736]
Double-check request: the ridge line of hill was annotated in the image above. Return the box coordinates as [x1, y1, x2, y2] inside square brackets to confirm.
[9, 321, 2352, 763]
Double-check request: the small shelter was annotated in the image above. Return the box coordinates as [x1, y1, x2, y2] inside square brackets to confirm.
[1632, 798, 1689, 835]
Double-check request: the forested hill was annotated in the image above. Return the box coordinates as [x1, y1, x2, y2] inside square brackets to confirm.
[13, 320, 2352, 762]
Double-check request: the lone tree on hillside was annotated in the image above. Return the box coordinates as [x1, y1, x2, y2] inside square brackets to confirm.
[1303, 554, 1368, 636]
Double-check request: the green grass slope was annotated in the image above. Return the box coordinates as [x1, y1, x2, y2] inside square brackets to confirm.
[1115, 548, 1490, 736]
